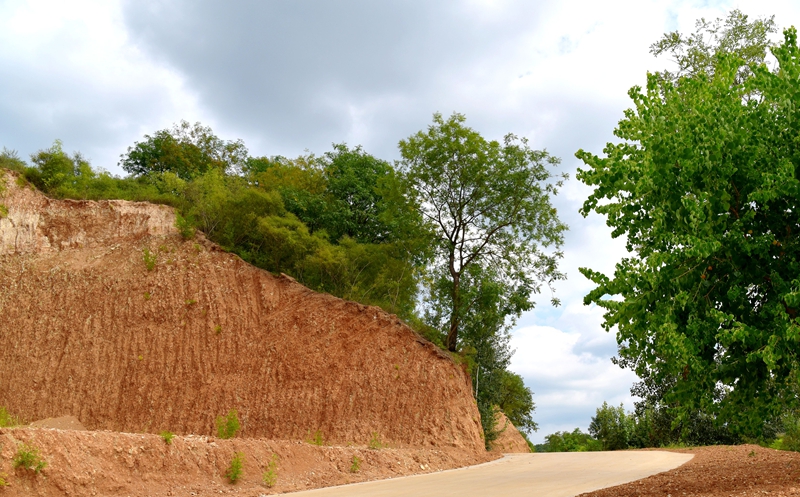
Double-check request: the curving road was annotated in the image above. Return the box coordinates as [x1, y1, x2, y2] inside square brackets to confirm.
[287, 451, 693, 497]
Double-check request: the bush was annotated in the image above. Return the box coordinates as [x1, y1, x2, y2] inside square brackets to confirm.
[175, 213, 195, 239]
[262, 454, 278, 487]
[160, 431, 175, 445]
[13, 443, 47, 474]
[0, 407, 21, 427]
[216, 409, 240, 439]
[142, 248, 157, 271]
[539, 428, 602, 452]
[0, 472, 8, 487]
[350, 455, 361, 473]
[307, 429, 325, 446]
[589, 402, 633, 451]
[226, 452, 245, 483]
[368, 432, 384, 450]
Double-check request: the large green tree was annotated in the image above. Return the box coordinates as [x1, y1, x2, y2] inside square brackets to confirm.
[577, 23, 800, 437]
[400, 112, 567, 352]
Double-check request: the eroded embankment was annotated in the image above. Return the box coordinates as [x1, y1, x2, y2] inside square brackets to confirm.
[0, 427, 497, 497]
[0, 171, 484, 451]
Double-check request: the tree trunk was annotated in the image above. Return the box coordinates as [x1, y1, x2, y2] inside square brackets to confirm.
[447, 272, 460, 352]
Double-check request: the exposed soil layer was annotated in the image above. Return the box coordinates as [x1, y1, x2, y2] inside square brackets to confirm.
[579, 444, 800, 497]
[489, 412, 530, 453]
[0, 171, 484, 451]
[0, 427, 498, 497]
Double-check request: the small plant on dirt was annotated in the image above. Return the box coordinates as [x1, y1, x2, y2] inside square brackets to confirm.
[307, 429, 325, 446]
[0, 204, 8, 219]
[185, 299, 197, 306]
[368, 432, 385, 450]
[262, 453, 279, 487]
[350, 455, 361, 473]
[748, 449, 756, 457]
[225, 452, 245, 483]
[160, 431, 175, 445]
[0, 407, 20, 427]
[142, 247, 157, 271]
[216, 409, 241, 439]
[214, 325, 222, 334]
[0, 472, 8, 487]
[13, 443, 47, 474]
[143, 291, 151, 300]
[175, 214, 195, 240]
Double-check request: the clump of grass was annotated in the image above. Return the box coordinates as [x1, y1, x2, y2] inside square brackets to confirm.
[216, 409, 240, 439]
[262, 453, 278, 487]
[226, 452, 245, 483]
[307, 429, 325, 446]
[142, 247, 157, 271]
[160, 431, 175, 445]
[175, 214, 195, 240]
[0, 407, 20, 427]
[214, 325, 222, 335]
[0, 204, 8, 219]
[143, 291, 151, 300]
[350, 455, 361, 473]
[13, 443, 47, 474]
[368, 432, 385, 450]
[185, 299, 197, 306]
[0, 472, 8, 487]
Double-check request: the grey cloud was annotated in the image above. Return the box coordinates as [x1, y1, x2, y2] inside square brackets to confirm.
[121, 0, 551, 159]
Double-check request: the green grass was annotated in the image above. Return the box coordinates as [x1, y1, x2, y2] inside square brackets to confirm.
[216, 409, 240, 439]
[142, 247, 157, 271]
[262, 453, 279, 487]
[0, 407, 21, 427]
[368, 432, 385, 450]
[160, 431, 175, 445]
[350, 455, 361, 473]
[13, 443, 47, 474]
[307, 429, 325, 446]
[226, 452, 245, 483]
[0, 472, 8, 487]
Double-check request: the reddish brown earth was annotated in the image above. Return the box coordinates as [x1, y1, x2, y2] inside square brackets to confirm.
[489, 411, 530, 453]
[0, 169, 484, 451]
[580, 445, 800, 497]
[0, 426, 496, 496]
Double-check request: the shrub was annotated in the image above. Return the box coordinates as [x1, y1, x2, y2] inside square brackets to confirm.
[0, 472, 8, 487]
[262, 453, 278, 487]
[160, 431, 175, 445]
[175, 214, 195, 240]
[142, 247, 157, 271]
[368, 432, 384, 450]
[350, 455, 361, 473]
[307, 429, 324, 446]
[0, 407, 20, 427]
[0, 204, 7, 219]
[779, 415, 800, 452]
[226, 452, 245, 483]
[143, 291, 151, 300]
[589, 402, 633, 451]
[13, 443, 47, 474]
[216, 409, 240, 439]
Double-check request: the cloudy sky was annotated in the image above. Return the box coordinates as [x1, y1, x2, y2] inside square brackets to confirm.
[2, 0, 800, 443]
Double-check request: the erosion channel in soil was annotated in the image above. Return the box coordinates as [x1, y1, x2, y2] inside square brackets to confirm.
[0, 169, 506, 495]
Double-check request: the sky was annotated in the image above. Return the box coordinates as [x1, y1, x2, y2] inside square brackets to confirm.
[2, 0, 800, 443]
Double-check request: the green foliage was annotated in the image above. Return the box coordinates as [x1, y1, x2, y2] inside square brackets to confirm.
[160, 431, 175, 445]
[0, 147, 27, 173]
[0, 204, 6, 219]
[307, 429, 325, 446]
[262, 454, 278, 487]
[175, 213, 195, 239]
[120, 121, 249, 180]
[589, 402, 634, 451]
[225, 452, 245, 483]
[650, 9, 776, 82]
[0, 407, 20, 427]
[350, 455, 361, 473]
[368, 432, 384, 450]
[216, 409, 240, 439]
[400, 112, 566, 353]
[142, 248, 157, 271]
[538, 428, 602, 452]
[12, 443, 47, 474]
[0, 472, 8, 487]
[576, 20, 800, 438]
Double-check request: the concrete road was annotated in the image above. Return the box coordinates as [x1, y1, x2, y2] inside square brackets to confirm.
[287, 451, 693, 497]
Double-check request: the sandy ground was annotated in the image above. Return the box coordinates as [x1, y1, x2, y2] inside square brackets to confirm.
[282, 451, 693, 497]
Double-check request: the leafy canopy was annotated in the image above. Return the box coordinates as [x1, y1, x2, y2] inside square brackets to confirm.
[577, 24, 800, 437]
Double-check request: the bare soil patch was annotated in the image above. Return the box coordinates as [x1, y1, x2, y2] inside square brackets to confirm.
[579, 444, 800, 497]
[0, 427, 498, 497]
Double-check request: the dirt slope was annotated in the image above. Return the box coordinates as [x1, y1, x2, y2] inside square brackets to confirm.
[0, 427, 495, 497]
[489, 411, 530, 453]
[0, 170, 484, 451]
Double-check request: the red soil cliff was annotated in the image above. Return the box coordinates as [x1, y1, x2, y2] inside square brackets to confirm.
[0, 171, 484, 451]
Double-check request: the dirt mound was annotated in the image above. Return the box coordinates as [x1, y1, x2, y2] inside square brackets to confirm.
[0, 427, 497, 496]
[580, 444, 800, 497]
[489, 411, 530, 453]
[0, 170, 484, 451]
[28, 416, 86, 431]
